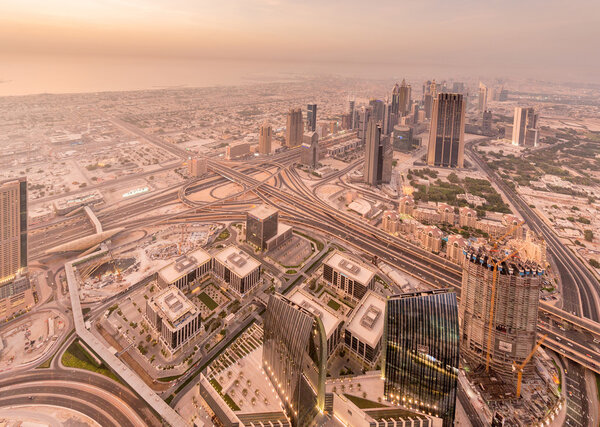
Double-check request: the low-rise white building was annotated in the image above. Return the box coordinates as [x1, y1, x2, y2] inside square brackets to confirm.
[344, 290, 386, 367]
[145, 286, 202, 354]
[157, 247, 212, 290]
[213, 246, 261, 296]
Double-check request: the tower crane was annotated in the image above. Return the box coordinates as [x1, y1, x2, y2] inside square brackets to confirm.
[513, 335, 547, 398]
[485, 219, 525, 372]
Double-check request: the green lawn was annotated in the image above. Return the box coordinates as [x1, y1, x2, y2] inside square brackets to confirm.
[198, 292, 218, 311]
[61, 340, 120, 383]
[327, 299, 341, 311]
[216, 229, 230, 242]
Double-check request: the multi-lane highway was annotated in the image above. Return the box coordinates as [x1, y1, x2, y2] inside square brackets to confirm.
[467, 143, 600, 322]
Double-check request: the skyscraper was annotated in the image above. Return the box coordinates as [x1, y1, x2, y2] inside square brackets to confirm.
[357, 106, 372, 144]
[301, 132, 319, 168]
[286, 108, 304, 147]
[383, 289, 459, 427]
[306, 104, 317, 132]
[459, 246, 543, 379]
[478, 82, 488, 112]
[391, 83, 401, 115]
[364, 119, 381, 186]
[348, 99, 356, 129]
[482, 110, 493, 136]
[0, 177, 27, 284]
[398, 79, 411, 116]
[0, 177, 32, 321]
[246, 205, 279, 250]
[427, 93, 465, 168]
[259, 122, 272, 154]
[263, 293, 327, 427]
[188, 157, 207, 177]
[511, 107, 539, 147]
[369, 99, 385, 123]
[382, 102, 396, 135]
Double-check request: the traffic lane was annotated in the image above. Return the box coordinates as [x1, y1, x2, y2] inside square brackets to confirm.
[0, 371, 157, 425]
[543, 336, 600, 374]
[0, 392, 121, 427]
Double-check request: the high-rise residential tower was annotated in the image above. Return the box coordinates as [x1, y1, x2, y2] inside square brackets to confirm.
[348, 99, 356, 129]
[357, 106, 372, 144]
[188, 157, 207, 177]
[307, 104, 317, 132]
[0, 177, 27, 284]
[511, 107, 539, 147]
[286, 108, 304, 147]
[369, 99, 385, 123]
[364, 120, 391, 186]
[478, 82, 488, 112]
[263, 293, 327, 427]
[383, 289, 459, 427]
[427, 93, 465, 168]
[459, 246, 544, 379]
[398, 79, 411, 116]
[258, 122, 272, 154]
[301, 132, 319, 169]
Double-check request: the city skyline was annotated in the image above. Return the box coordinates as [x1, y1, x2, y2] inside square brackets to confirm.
[0, 2, 599, 426]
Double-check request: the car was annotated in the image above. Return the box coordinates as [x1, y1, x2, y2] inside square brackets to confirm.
[593, 338, 599, 344]
[567, 342, 573, 347]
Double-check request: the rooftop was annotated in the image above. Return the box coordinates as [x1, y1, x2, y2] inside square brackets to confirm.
[325, 251, 376, 285]
[158, 247, 211, 283]
[345, 291, 386, 348]
[150, 286, 197, 327]
[287, 288, 341, 338]
[247, 204, 279, 221]
[215, 245, 261, 278]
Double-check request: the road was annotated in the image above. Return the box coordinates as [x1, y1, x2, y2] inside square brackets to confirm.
[467, 143, 600, 322]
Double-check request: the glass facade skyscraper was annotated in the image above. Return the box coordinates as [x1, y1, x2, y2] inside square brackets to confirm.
[263, 293, 327, 427]
[383, 289, 459, 427]
[426, 93, 465, 168]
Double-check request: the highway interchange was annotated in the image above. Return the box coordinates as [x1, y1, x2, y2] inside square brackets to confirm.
[6, 120, 600, 425]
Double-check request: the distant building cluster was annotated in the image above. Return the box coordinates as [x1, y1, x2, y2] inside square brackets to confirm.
[384, 195, 530, 257]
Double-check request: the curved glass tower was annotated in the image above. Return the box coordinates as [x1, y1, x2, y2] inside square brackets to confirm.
[263, 293, 327, 427]
[383, 289, 459, 427]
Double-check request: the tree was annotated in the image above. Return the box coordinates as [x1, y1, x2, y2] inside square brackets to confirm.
[447, 172, 460, 184]
[584, 230, 594, 242]
[590, 259, 600, 269]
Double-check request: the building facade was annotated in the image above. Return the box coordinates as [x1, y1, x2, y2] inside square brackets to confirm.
[157, 248, 212, 290]
[188, 157, 207, 177]
[322, 251, 375, 302]
[383, 290, 459, 427]
[259, 122, 272, 155]
[213, 246, 261, 296]
[0, 178, 32, 320]
[427, 93, 465, 168]
[459, 247, 543, 379]
[286, 108, 304, 147]
[0, 178, 27, 284]
[344, 290, 386, 368]
[246, 205, 279, 250]
[301, 132, 319, 169]
[263, 293, 327, 427]
[512, 107, 539, 147]
[146, 286, 202, 354]
[307, 104, 317, 132]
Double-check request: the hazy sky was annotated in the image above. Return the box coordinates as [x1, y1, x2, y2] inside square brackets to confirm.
[1, 0, 600, 83]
